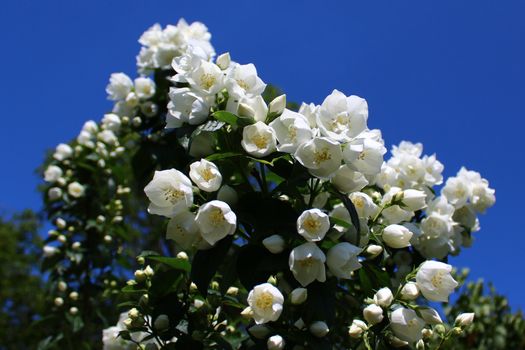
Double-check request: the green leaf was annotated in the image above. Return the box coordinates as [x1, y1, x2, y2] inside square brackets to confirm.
[205, 152, 243, 162]
[191, 236, 233, 296]
[147, 256, 191, 272]
[212, 111, 254, 127]
[330, 216, 352, 229]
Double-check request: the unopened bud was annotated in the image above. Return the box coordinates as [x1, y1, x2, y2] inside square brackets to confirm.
[309, 321, 329, 338]
[262, 234, 286, 254]
[154, 314, 170, 331]
[366, 244, 383, 258]
[269, 95, 286, 115]
[290, 288, 308, 305]
[177, 251, 189, 260]
[216, 52, 231, 70]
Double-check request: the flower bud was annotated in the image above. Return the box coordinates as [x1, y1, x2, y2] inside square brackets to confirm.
[104, 235, 112, 243]
[58, 235, 67, 243]
[134, 269, 146, 282]
[294, 318, 305, 329]
[217, 185, 238, 206]
[143, 265, 154, 277]
[402, 189, 427, 211]
[366, 244, 383, 258]
[309, 321, 329, 338]
[238, 103, 256, 119]
[434, 324, 446, 335]
[154, 314, 170, 331]
[69, 291, 79, 301]
[139, 294, 149, 308]
[416, 339, 425, 350]
[72, 241, 81, 250]
[290, 288, 308, 305]
[226, 286, 239, 296]
[194, 299, 205, 308]
[54, 297, 64, 307]
[269, 95, 286, 115]
[177, 251, 189, 260]
[452, 327, 463, 335]
[400, 282, 419, 300]
[267, 335, 285, 350]
[422, 328, 433, 339]
[262, 235, 286, 254]
[69, 307, 78, 315]
[419, 307, 442, 325]
[348, 319, 367, 338]
[137, 256, 145, 265]
[241, 306, 254, 318]
[128, 308, 140, 319]
[216, 52, 231, 70]
[56, 218, 66, 229]
[58, 281, 67, 292]
[267, 276, 277, 285]
[455, 312, 474, 327]
[363, 304, 384, 325]
[373, 287, 393, 307]
[382, 224, 413, 249]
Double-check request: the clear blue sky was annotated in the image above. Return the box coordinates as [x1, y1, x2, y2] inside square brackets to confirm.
[1, 1, 524, 309]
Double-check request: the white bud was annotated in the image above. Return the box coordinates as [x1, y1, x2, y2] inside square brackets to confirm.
[363, 304, 384, 325]
[416, 339, 425, 350]
[382, 224, 413, 249]
[294, 318, 305, 329]
[366, 244, 383, 258]
[217, 185, 238, 206]
[128, 308, 140, 319]
[104, 235, 112, 243]
[348, 319, 368, 338]
[134, 269, 146, 282]
[58, 281, 67, 292]
[226, 286, 239, 296]
[269, 95, 286, 115]
[144, 265, 154, 277]
[69, 307, 78, 315]
[400, 282, 420, 300]
[72, 241, 81, 250]
[267, 335, 285, 350]
[69, 291, 79, 301]
[177, 251, 189, 260]
[373, 287, 393, 307]
[241, 306, 254, 318]
[309, 321, 329, 337]
[419, 307, 443, 325]
[455, 312, 475, 326]
[216, 52, 231, 70]
[56, 218, 67, 229]
[290, 288, 308, 305]
[54, 297, 64, 307]
[194, 299, 205, 309]
[238, 103, 256, 119]
[262, 234, 286, 254]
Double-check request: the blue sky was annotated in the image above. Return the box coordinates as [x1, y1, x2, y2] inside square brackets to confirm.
[1, 1, 524, 309]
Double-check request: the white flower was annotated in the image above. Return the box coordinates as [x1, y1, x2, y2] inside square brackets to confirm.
[144, 169, 194, 217]
[419, 307, 442, 325]
[195, 200, 237, 245]
[373, 287, 394, 307]
[326, 242, 361, 279]
[363, 304, 384, 325]
[294, 137, 343, 178]
[44, 165, 63, 183]
[106, 72, 133, 101]
[416, 261, 458, 302]
[269, 95, 286, 115]
[77, 130, 95, 148]
[349, 192, 378, 218]
[400, 282, 420, 300]
[309, 321, 330, 337]
[82, 120, 98, 134]
[401, 189, 427, 211]
[226, 63, 266, 98]
[167, 87, 211, 128]
[102, 113, 122, 132]
[247, 283, 284, 324]
[267, 335, 285, 350]
[68, 182, 85, 198]
[317, 90, 368, 142]
[330, 165, 368, 193]
[48, 187, 63, 201]
[166, 211, 206, 250]
[297, 209, 330, 242]
[442, 176, 471, 208]
[343, 137, 386, 175]
[53, 143, 73, 161]
[289, 242, 326, 286]
[227, 95, 268, 122]
[262, 235, 286, 254]
[217, 185, 238, 206]
[455, 312, 475, 326]
[382, 224, 413, 249]
[290, 288, 308, 305]
[134, 77, 156, 100]
[189, 159, 222, 192]
[269, 109, 313, 153]
[390, 307, 425, 343]
[241, 121, 277, 157]
[349, 320, 368, 338]
[189, 60, 224, 95]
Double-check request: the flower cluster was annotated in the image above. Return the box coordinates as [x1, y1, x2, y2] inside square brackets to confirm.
[36, 18, 497, 350]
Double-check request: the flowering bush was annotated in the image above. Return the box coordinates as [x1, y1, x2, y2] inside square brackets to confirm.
[38, 19, 497, 349]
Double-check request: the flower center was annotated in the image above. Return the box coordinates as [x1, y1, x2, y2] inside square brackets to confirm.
[431, 271, 445, 288]
[298, 257, 316, 268]
[200, 73, 216, 90]
[313, 148, 332, 165]
[164, 187, 185, 204]
[200, 168, 216, 182]
[209, 208, 225, 226]
[251, 134, 269, 149]
[304, 216, 321, 232]
[255, 292, 274, 310]
[236, 79, 249, 91]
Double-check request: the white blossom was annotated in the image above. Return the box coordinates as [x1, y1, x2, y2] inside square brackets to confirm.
[330, 165, 368, 193]
[326, 242, 361, 279]
[349, 320, 368, 338]
[416, 260, 458, 302]
[247, 283, 284, 324]
[400, 282, 420, 300]
[102, 113, 122, 132]
[195, 200, 237, 245]
[166, 211, 207, 250]
[267, 335, 285, 350]
[295, 137, 343, 178]
[68, 182, 85, 198]
[382, 224, 413, 249]
[373, 287, 394, 307]
[241, 121, 277, 157]
[226, 63, 266, 98]
[53, 143, 73, 161]
[189, 159, 222, 192]
[289, 242, 326, 286]
[270, 109, 313, 153]
[144, 169, 194, 217]
[390, 307, 425, 343]
[44, 165, 63, 183]
[296, 209, 330, 242]
[343, 137, 386, 175]
[134, 77, 156, 100]
[106, 73, 133, 101]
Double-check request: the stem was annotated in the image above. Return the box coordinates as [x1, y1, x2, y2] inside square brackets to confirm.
[259, 163, 268, 194]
